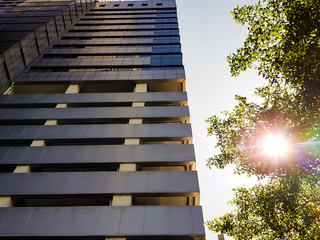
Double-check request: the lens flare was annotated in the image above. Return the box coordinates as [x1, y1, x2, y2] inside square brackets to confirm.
[262, 134, 289, 157]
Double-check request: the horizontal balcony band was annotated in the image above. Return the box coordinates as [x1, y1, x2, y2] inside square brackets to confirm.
[74, 21, 177, 26]
[30, 57, 151, 68]
[13, 69, 185, 83]
[0, 138, 124, 146]
[70, 23, 178, 28]
[80, 14, 176, 18]
[63, 31, 157, 36]
[42, 53, 182, 58]
[60, 35, 179, 40]
[76, 18, 177, 23]
[79, 15, 177, 20]
[0, 118, 188, 126]
[0, 106, 189, 121]
[96, 2, 176, 8]
[52, 44, 180, 49]
[89, 8, 176, 13]
[43, 52, 181, 58]
[10, 1, 89, 7]
[44, 47, 181, 56]
[12, 1, 84, 6]
[0, 124, 192, 140]
[28, 67, 185, 74]
[44, 46, 154, 55]
[0, 138, 191, 147]
[68, 29, 179, 33]
[69, 26, 179, 32]
[62, 30, 179, 36]
[0, 206, 205, 237]
[0, 16, 61, 25]
[12, 82, 185, 95]
[0, 92, 188, 106]
[7, 6, 77, 12]
[2, 7, 86, 17]
[68, 28, 177, 33]
[85, 11, 175, 15]
[54, 39, 179, 46]
[0, 171, 199, 196]
[29, 67, 184, 73]
[85, 8, 177, 15]
[0, 144, 195, 165]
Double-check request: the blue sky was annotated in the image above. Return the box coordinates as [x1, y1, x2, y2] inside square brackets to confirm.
[176, 0, 266, 239]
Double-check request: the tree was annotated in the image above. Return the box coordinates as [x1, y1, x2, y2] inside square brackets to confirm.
[206, 0, 320, 239]
[228, 0, 320, 98]
[206, 87, 320, 239]
[207, 175, 320, 239]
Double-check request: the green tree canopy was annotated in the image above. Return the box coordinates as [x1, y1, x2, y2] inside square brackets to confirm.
[207, 174, 320, 239]
[206, 86, 320, 239]
[206, 0, 320, 239]
[228, 0, 320, 101]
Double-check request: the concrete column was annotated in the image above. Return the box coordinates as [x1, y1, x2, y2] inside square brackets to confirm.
[111, 195, 132, 206]
[132, 83, 147, 107]
[105, 239, 126, 240]
[121, 137, 138, 171]
[112, 85, 145, 204]
[13, 166, 31, 173]
[20, 140, 45, 172]
[128, 119, 142, 124]
[105, 238, 126, 240]
[111, 83, 146, 203]
[124, 138, 140, 145]
[52, 84, 80, 111]
[0, 197, 12, 207]
[189, 163, 196, 171]
[133, 83, 147, 93]
[195, 194, 200, 206]
[56, 104, 68, 108]
[65, 84, 80, 94]
[45, 84, 80, 124]
[120, 139, 138, 172]
[44, 120, 58, 125]
[29, 84, 81, 149]
[132, 102, 145, 107]
[30, 140, 46, 147]
[119, 163, 136, 171]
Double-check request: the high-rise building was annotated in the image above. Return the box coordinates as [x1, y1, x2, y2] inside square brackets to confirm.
[0, 0, 95, 93]
[0, 0, 206, 239]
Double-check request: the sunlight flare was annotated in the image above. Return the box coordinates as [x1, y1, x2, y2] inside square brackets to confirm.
[262, 134, 289, 157]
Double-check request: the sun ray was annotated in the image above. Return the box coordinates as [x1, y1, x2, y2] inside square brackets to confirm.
[262, 134, 289, 157]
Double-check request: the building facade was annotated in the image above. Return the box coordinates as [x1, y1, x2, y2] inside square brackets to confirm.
[0, 0, 95, 93]
[0, 0, 206, 239]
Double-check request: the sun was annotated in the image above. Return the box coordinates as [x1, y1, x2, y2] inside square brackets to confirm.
[262, 134, 290, 157]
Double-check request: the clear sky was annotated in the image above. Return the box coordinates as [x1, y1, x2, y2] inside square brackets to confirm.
[176, 0, 266, 239]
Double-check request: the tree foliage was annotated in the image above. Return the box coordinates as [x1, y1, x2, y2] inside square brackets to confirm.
[207, 175, 320, 239]
[206, 0, 320, 239]
[228, 0, 320, 99]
